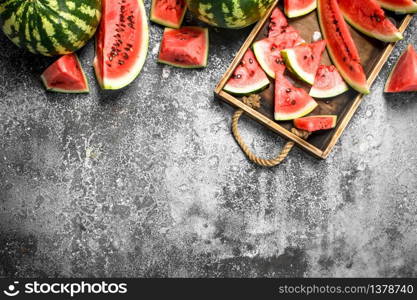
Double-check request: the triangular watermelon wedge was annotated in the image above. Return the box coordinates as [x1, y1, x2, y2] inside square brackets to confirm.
[284, 0, 317, 18]
[275, 71, 318, 121]
[281, 40, 327, 85]
[41, 53, 89, 93]
[385, 45, 417, 93]
[224, 49, 270, 95]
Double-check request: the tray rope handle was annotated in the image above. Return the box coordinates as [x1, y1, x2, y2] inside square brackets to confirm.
[232, 95, 311, 167]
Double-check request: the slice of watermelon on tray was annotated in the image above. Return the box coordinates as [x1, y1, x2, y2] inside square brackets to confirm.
[310, 65, 349, 98]
[224, 49, 270, 95]
[284, 0, 317, 18]
[294, 115, 338, 132]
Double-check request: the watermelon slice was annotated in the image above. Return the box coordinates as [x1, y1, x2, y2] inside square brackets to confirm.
[294, 115, 338, 132]
[284, 0, 317, 18]
[281, 40, 327, 85]
[158, 27, 209, 68]
[338, 0, 402, 43]
[385, 45, 417, 93]
[376, 0, 417, 13]
[94, 0, 149, 90]
[41, 54, 89, 93]
[310, 65, 349, 98]
[275, 71, 318, 121]
[253, 8, 304, 79]
[317, 0, 369, 94]
[150, 0, 187, 29]
[224, 49, 270, 95]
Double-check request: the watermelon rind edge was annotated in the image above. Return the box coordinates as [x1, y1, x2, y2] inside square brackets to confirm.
[223, 77, 270, 95]
[309, 80, 349, 98]
[252, 40, 276, 79]
[274, 100, 318, 121]
[150, 0, 187, 29]
[378, 1, 417, 14]
[285, 0, 317, 18]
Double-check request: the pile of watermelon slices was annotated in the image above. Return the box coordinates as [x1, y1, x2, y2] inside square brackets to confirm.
[41, 0, 211, 94]
[224, 1, 417, 132]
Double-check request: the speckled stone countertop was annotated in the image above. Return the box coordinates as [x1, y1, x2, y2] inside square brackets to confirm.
[1, 2, 416, 277]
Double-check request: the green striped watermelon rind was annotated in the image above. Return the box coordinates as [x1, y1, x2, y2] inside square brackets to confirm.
[185, 0, 275, 29]
[377, 0, 417, 13]
[0, 0, 101, 56]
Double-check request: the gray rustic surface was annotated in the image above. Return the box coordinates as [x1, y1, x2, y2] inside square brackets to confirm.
[1, 2, 416, 277]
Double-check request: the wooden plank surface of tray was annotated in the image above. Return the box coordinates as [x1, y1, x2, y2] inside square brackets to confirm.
[214, 0, 413, 159]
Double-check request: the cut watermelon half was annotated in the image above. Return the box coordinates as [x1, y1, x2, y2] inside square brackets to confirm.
[317, 0, 369, 94]
[41, 53, 89, 93]
[385, 45, 417, 93]
[94, 0, 149, 90]
[284, 0, 317, 18]
[150, 0, 187, 29]
[253, 8, 304, 79]
[339, 0, 402, 43]
[294, 115, 337, 132]
[281, 40, 327, 85]
[275, 71, 318, 121]
[224, 49, 270, 95]
[158, 27, 209, 68]
[377, 0, 417, 13]
[310, 65, 349, 98]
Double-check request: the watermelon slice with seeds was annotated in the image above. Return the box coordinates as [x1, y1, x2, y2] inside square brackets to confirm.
[224, 49, 269, 95]
[281, 40, 327, 85]
[294, 115, 338, 132]
[41, 53, 89, 93]
[310, 65, 349, 98]
[150, 0, 187, 29]
[275, 71, 318, 121]
[385, 45, 417, 93]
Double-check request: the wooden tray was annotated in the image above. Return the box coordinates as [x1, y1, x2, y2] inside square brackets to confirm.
[214, 0, 413, 159]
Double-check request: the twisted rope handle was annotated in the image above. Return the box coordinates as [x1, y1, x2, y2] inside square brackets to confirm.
[231, 95, 310, 167]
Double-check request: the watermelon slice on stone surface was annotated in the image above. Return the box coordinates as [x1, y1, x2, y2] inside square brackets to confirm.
[281, 40, 327, 85]
[150, 0, 187, 29]
[94, 0, 149, 90]
[158, 27, 209, 68]
[41, 54, 89, 93]
[284, 0, 317, 18]
[224, 49, 270, 95]
[274, 71, 318, 121]
[338, 0, 402, 43]
[294, 115, 337, 132]
[310, 65, 349, 98]
[317, 0, 369, 94]
[253, 8, 304, 79]
[385, 45, 417, 93]
[376, 0, 417, 13]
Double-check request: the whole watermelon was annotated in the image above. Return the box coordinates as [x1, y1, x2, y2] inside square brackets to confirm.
[186, 0, 275, 29]
[0, 0, 101, 56]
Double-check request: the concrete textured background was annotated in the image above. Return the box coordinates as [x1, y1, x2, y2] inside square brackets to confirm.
[1, 1, 417, 278]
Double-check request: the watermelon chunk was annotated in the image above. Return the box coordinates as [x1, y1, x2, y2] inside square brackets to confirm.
[158, 27, 209, 68]
[275, 71, 318, 121]
[150, 0, 187, 29]
[317, 0, 369, 94]
[253, 8, 304, 79]
[385, 45, 417, 93]
[224, 49, 270, 95]
[376, 0, 417, 13]
[338, 0, 402, 43]
[281, 40, 327, 85]
[41, 54, 89, 93]
[310, 65, 349, 98]
[284, 0, 317, 18]
[294, 115, 338, 132]
[94, 0, 149, 90]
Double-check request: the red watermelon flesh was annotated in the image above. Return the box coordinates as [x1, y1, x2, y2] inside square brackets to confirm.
[294, 115, 338, 132]
[275, 71, 318, 121]
[41, 54, 89, 93]
[224, 49, 270, 95]
[376, 0, 417, 13]
[284, 0, 318, 18]
[317, 0, 369, 94]
[158, 27, 209, 68]
[310, 65, 349, 98]
[94, 0, 149, 90]
[338, 0, 402, 42]
[254, 8, 304, 79]
[281, 40, 327, 85]
[385, 45, 417, 93]
[150, 0, 187, 29]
